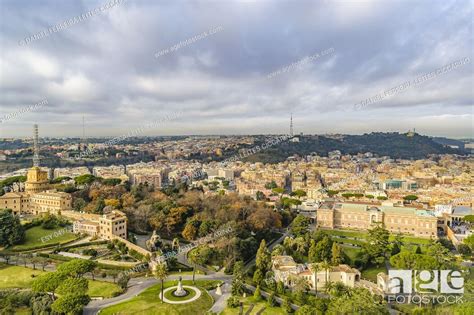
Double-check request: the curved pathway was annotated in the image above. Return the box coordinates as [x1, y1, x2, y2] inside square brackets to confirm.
[83, 273, 232, 315]
[159, 285, 202, 304]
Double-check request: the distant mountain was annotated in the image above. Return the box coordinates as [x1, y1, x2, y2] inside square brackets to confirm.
[244, 132, 465, 163]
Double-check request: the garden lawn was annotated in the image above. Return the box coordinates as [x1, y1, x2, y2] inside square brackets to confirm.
[100, 280, 219, 315]
[221, 297, 285, 315]
[0, 263, 43, 288]
[361, 265, 387, 282]
[0, 263, 121, 298]
[342, 245, 361, 261]
[11, 225, 77, 251]
[88, 280, 122, 298]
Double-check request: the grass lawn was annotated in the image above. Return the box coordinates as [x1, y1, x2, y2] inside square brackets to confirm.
[361, 265, 386, 282]
[342, 246, 361, 261]
[0, 263, 43, 288]
[11, 225, 77, 251]
[100, 279, 220, 315]
[88, 280, 122, 298]
[0, 263, 121, 298]
[221, 297, 285, 315]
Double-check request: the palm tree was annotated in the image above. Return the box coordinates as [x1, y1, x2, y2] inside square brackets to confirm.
[310, 263, 321, 294]
[321, 260, 331, 291]
[154, 262, 169, 303]
[188, 250, 204, 284]
[294, 237, 306, 256]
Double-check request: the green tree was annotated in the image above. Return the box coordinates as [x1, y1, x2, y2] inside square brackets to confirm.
[465, 234, 474, 251]
[425, 240, 452, 268]
[94, 197, 106, 214]
[227, 295, 240, 308]
[232, 261, 245, 296]
[31, 272, 67, 299]
[331, 242, 343, 265]
[313, 236, 333, 263]
[154, 262, 168, 303]
[0, 209, 25, 246]
[277, 280, 285, 294]
[321, 260, 331, 290]
[256, 191, 266, 201]
[272, 187, 285, 195]
[51, 293, 90, 314]
[272, 244, 285, 256]
[57, 259, 97, 277]
[56, 278, 88, 296]
[296, 305, 320, 315]
[74, 174, 96, 185]
[291, 215, 310, 236]
[256, 239, 271, 273]
[73, 198, 87, 211]
[326, 287, 388, 315]
[391, 234, 403, 256]
[188, 249, 206, 284]
[282, 296, 293, 313]
[414, 245, 422, 254]
[117, 272, 130, 290]
[310, 263, 321, 294]
[267, 291, 276, 307]
[365, 223, 390, 266]
[253, 268, 264, 286]
[291, 190, 307, 199]
[403, 195, 418, 201]
[265, 181, 278, 189]
[458, 244, 472, 256]
[253, 285, 262, 301]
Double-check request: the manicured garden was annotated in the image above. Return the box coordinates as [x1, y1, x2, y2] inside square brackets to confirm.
[0, 263, 121, 298]
[0, 264, 43, 288]
[100, 279, 220, 315]
[222, 297, 286, 315]
[10, 225, 78, 251]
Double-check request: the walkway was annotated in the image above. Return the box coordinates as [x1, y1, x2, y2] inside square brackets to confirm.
[83, 273, 232, 315]
[159, 285, 202, 304]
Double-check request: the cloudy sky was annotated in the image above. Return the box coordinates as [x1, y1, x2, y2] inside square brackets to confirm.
[0, 0, 472, 138]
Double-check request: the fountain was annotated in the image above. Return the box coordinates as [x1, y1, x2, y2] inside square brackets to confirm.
[173, 276, 188, 297]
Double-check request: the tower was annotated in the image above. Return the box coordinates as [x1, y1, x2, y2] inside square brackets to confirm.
[33, 124, 40, 167]
[25, 124, 50, 194]
[81, 115, 87, 151]
[290, 113, 294, 137]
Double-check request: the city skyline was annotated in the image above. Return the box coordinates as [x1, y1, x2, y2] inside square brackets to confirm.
[0, 0, 472, 138]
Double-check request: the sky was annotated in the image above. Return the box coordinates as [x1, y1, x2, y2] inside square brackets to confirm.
[0, 0, 472, 138]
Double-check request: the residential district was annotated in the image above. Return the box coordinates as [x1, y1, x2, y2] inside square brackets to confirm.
[0, 125, 472, 314]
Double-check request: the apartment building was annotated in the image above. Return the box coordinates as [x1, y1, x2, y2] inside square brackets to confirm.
[317, 201, 439, 238]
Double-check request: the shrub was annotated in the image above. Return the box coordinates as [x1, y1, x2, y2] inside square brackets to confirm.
[227, 295, 240, 308]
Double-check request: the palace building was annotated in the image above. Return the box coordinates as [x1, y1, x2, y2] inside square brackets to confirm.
[317, 201, 439, 238]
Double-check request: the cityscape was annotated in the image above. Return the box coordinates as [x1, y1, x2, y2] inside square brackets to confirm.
[0, 1, 473, 315]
